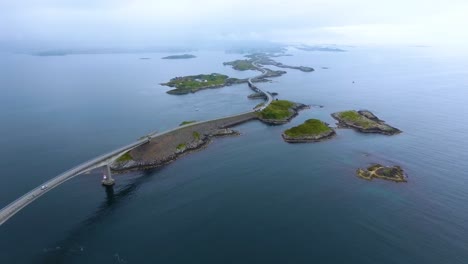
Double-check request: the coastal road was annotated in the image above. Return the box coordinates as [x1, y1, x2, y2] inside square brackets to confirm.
[250, 61, 273, 111]
[0, 59, 274, 227]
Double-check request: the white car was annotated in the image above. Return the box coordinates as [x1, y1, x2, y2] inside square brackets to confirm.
[41, 185, 48, 190]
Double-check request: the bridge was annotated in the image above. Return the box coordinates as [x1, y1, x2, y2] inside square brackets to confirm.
[0, 59, 275, 226]
[249, 61, 273, 111]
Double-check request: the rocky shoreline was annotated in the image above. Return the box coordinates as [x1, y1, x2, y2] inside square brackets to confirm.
[331, 110, 401, 135]
[111, 128, 241, 173]
[110, 112, 257, 174]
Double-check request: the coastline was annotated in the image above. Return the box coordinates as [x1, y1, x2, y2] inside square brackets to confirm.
[110, 112, 258, 173]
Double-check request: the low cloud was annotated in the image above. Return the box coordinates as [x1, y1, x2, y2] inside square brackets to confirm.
[1, 0, 467, 50]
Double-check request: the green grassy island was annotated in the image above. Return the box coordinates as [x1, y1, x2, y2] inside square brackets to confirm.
[162, 54, 196, 59]
[331, 110, 401, 135]
[223, 60, 256, 71]
[357, 164, 407, 182]
[282, 119, 335, 143]
[161, 73, 244, 94]
[258, 100, 308, 125]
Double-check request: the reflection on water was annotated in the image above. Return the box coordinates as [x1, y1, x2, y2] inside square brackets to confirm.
[37, 169, 159, 263]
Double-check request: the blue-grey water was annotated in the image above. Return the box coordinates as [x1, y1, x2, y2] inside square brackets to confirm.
[0, 47, 467, 263]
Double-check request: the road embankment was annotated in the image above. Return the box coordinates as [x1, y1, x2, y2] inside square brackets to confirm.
[111, 112, 257, 172]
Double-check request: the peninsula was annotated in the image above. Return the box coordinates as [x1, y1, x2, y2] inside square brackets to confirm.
[331, 110, 401, 135]
[356, 164, 407, 182]
[282, 119, 335, 143]
[162, 54, 196, 59]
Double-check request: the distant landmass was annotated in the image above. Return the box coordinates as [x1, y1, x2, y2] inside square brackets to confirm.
[34, 51, 69, 56]
[31, 47, 196, 56]
[161, 54, 196, 59]
[294, 45, 347, 52]
[226, 46, 287, 54]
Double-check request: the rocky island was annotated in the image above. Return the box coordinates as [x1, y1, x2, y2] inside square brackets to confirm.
[356, 164, 407, 182]
[331, 110, 401, 135]
[161, 73, 245, 94]
[248, 54, 314, 72]
[224, 59, 287, 81]
[162, 54, 196, 59]
[257, 100, 309, 125]
[225, 53, 314, 73]
[282, 119, 336, 143]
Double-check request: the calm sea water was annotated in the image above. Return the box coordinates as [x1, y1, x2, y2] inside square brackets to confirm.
[0, 47, 467, 263]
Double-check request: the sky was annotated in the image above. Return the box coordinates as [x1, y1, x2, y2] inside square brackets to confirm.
[1, 0, 468, 50]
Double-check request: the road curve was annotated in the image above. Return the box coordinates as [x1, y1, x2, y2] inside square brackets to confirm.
[0, 59, 274, 227]
[249, 60, 273, 111]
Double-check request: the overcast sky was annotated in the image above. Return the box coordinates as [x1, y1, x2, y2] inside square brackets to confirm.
[1, 0, 468, 50]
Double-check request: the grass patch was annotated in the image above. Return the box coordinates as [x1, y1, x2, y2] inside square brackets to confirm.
[193, 131, 200, 140]
[258, 100, 295, 120]
[284, 119, 332, 137]
[338, 110, 375, 128]
[116, 152, 133, 163]
[176, 143, 187, 151]
[180, 120, 197, 126]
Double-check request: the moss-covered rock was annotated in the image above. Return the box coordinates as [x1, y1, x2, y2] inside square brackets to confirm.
[258, 100, 308, 125]
[331, 110, 401, 135]
[282, 119, 335, 143]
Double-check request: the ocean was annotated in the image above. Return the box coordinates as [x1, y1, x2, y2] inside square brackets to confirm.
[0, 47, 467, 263]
